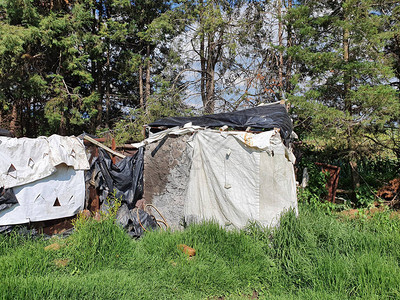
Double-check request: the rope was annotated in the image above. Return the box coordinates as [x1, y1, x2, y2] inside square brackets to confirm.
[145, 204, 170, 230]
[155, 219, 169, 228]
[135, 207, 148, 232]
[134, 204, 170, 232]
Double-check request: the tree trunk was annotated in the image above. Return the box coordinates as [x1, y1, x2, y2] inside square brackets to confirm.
[204, 34, 215, 114]
[349, 159, 360, 190]
[59, 111, 66, 135]
[343, 14, 360, 192]
[96, 63, 103, 129]
[205, 65, 215, 114]
[199, 0, 206, 106]
[95, 2, 103, 130]
[145, 44, 151, 106]
[9, 103, 19, 137]
[105, 44, 111, 128]
[343, 26, 351, 113]
[278, 0, 284, 99]
[200, 31, 206, 107]
[139, 63, 144, 108]
[285, 0, 293, 94]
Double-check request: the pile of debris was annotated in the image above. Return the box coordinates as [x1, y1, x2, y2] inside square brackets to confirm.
[377, 178, 400, 208]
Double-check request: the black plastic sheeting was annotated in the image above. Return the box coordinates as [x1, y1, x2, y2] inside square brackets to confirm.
[86, 147, 152, 237]
[87, 147, 144, 209]
[116, 204, 158, 238]
[149, 102, 293, 143]
[0, 187, 18, 212]
[0, 188, 18, 234]
[0, 128, 13, 137]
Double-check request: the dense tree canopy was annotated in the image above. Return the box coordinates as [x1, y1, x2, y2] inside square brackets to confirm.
[0, 0, 399, 182]
[286, 0, 400, 188]
[0, 0, 184, 137]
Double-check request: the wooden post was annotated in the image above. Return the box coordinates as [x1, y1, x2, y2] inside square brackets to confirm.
[111, 138, 116, 164]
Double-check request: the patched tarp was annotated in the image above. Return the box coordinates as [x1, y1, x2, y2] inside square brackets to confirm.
[0, 135, 89, 226]
[149, 102, 293, 143]
[184, 129, 297, 228]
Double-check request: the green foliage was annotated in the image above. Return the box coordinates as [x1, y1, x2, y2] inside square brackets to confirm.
[0, 0, 184, 137]
[263, 207, 400, 298]
[354, 185, 377, 208]
[337, 158, 399, 189]
[288, 0, 400, 180]
[65, 199, 131, 272]
[110, 93, 192, 144]
[297, 162, 330, 206]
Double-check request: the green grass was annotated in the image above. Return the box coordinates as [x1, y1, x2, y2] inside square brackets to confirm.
[1, 205, 400, 299]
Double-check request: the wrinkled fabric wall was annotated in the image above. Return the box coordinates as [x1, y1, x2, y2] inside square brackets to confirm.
[0, 135, 89, 189]
[0, 135, 89, 226]
[140, 128, 297, 230]
[185, 130, 297, 228]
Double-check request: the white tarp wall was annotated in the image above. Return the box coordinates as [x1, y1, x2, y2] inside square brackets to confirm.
[0, 135, 89, 226]
[185, 129, 297, 228]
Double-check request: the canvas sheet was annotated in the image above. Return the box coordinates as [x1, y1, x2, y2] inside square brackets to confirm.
[131, 124, 203, 148]
[0, 135, 89, 189]
[184, 130, 297, 228]
[0, 165, 85, 225]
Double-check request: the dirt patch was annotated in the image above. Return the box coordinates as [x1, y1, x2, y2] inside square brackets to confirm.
[44, 242, 61, 251]
[54, 259, 69, 267]
[338, 206, 400, 220]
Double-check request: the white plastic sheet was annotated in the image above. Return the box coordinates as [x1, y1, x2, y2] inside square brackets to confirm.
[0, 165, 85, 225]
[184, 130, 297, 228]
[131, 124, 202, 148]
[0, 135, 89, 189]
[0, 135, 89, 225]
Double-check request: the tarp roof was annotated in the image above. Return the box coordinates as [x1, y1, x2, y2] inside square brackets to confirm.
[148, 102, 293, 143]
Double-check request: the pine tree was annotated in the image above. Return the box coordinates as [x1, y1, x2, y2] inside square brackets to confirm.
[0, 0, 184, 137]
[288, 0, 400, 190]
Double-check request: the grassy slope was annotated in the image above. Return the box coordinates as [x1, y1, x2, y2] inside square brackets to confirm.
[0, 205, 400, 300]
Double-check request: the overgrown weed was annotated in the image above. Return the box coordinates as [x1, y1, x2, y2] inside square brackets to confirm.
[1, 203, 400, 299]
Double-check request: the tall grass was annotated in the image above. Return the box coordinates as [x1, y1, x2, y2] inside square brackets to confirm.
[0, 204, 400, 299]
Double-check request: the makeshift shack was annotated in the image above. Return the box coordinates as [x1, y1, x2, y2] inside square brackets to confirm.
[0, 101, 298, 234]
[135, 101, 298, 229]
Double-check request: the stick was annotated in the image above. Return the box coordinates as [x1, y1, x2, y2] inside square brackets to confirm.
[83, 135, 126, 159]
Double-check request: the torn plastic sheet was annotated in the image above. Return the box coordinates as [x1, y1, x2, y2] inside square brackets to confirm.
[149, 102, 293, 143]
[0, 165, 85, 226]
[131, 125, 202, 148]
[0, 135, 89, 189]
[89, 147, 144, 208]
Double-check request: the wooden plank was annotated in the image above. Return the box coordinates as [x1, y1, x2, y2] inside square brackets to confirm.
[83, 135, 126, 159]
